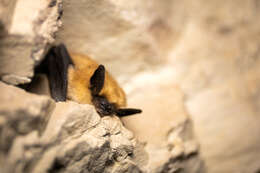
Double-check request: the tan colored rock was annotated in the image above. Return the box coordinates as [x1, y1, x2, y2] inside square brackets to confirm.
[91, 0, 260, 172]
[56, 0, 161, 80]
[162, 1, 260, 172]
[0, 82, 55, 172]
[55, 0, 205, 172]
[0, 0, 16, 32]
[0, 83, 147, 173]
[122, 71, 204, 173]
[0, 0, 62, 85]
[5, 0, 260, 172]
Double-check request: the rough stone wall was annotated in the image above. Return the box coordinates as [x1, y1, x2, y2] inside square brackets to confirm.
[166, 1, 260, 173]
[0, 0, 203, 173]
[57, 0, 260, 173]
[2, 0, 260, 173]
[0, 0, 62, 85]
[0, 82, 147, 173]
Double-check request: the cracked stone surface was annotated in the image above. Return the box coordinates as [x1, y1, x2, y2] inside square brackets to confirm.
[0, 0, 62, 85]
[2, 0, 260, 172]
[122, 72, 204, 173]
[0, 82, 148, 173]
[0, 0, 204, 172]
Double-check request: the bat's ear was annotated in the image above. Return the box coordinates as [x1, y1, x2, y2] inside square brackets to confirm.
[116, 108, 142, 117]
[90, 65, 105, 95]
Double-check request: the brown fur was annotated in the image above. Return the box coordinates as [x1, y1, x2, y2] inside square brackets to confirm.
[67, 53, 126, 107]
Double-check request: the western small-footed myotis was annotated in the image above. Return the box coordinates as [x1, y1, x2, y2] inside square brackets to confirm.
[38, 44, 142, 117]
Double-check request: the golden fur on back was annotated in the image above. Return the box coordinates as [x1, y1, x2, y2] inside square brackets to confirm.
[67, 53, 126, 107]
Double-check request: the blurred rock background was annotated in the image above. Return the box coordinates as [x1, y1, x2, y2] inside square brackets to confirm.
[1, 0, 260, 173]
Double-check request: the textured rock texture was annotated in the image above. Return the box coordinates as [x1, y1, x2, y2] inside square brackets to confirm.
[2, 0, 260, 173]
[56, 0, 260, 173]
[0, 82, 147, 173]
[54, 0, 205, 172]
[166, 1, 260, 173]
[0, 0, 62, 85]
[56, 0, 161, 80]
[123, 75, 203, 173]
[0, 0, 204, 172]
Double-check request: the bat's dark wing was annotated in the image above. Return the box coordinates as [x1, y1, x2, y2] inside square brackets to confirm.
[39, 44, 73, 101]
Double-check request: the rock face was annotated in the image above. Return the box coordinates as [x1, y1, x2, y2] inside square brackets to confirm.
[0, 79, 201, 173]
[0, 0, 62, 85]
[56, 0, 260, 172]
[56, 0, 161, 80]
[0, 82, 55, 172]
[54, 0, 204, 173]
[122, 74, 204, 173]
[0, 82, 147, 173]
[0, 82, 54, 149]
[165, 1, 260, 173]
[0, 1, 204, 172]
[3, 0, 260, 173]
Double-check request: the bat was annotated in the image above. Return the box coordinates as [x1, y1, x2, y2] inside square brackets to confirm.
[39, 44, 142, 117]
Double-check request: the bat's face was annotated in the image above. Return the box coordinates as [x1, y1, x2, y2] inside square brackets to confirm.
[92, 95, 116, 115]
[89, 64, 142, 117]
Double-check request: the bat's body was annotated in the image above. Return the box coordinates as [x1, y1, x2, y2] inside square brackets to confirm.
[40, 44, 141, 117]
[67, 53, 126, 107]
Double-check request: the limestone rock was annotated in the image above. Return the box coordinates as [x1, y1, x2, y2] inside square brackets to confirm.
[56, 0, 161, 80]
[3, 0, 260, 172]
[0, 82, 54, 153]
[164, 1, 260, 172]
[122, 72, 204, 173]
[54, 0, 205, 172]
[0, 81, 55, 171]
[96, 0, 260, 172]
[0, 0, 62, 85]
[0, 82, 147, 173]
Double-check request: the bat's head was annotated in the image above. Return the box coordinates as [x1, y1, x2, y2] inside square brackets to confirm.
[90, 65, 142, 117]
